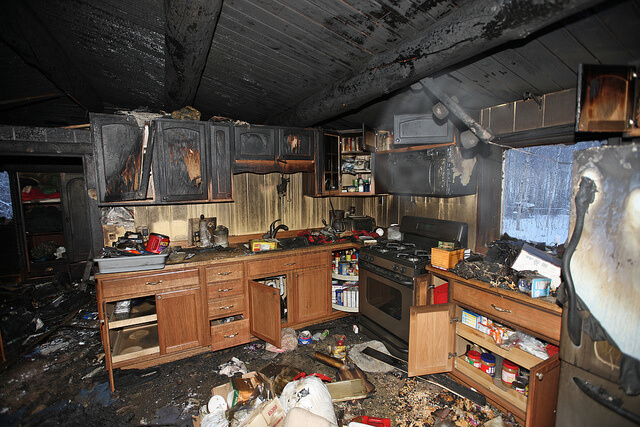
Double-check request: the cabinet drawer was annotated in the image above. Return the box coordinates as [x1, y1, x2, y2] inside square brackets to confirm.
[451, 280, 561, 344]
[207, 280, 244, 299]
[247, 251, 328, 277]
[100, 268, 200, 299]
[247, 254, 302, 277]
[208, 295, 245, 318]
[210, 318, 250, 351]
[205, 263, 244, 283]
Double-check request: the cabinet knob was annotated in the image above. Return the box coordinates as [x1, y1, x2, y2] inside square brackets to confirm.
[536, 372, 544, 381]
[157, 295, 162, 300]
[146, 280, 163, 286]
[491, 304, 511, 313]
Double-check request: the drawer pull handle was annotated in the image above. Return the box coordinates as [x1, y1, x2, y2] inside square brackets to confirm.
[217, 271, 233, 276]
[219, 305, 234, 310]
[491, 304, 511, 313]
[224, 333, 239, 338]
[219, 288, 232, 292]
[285, 262, 296, 266]
[146, 280, 163, 286]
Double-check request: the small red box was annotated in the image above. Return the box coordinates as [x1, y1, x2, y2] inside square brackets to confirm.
[433, 283, 449, 304]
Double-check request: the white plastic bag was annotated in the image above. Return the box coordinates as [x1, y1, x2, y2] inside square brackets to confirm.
[279, 376, 337, 425]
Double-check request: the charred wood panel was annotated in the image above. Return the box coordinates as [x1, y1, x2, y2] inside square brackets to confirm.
[233, 125, 277, 162]
[490, 49, 563, 95]
[60, 173, 91, 263]
[153, 119, 208, 202]
[91, 114, 151, 203]
[208, 124, 233, 200]
[278, 128, 315, 161]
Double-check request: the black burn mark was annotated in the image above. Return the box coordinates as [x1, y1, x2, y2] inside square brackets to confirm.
[482, 0, 568, 41]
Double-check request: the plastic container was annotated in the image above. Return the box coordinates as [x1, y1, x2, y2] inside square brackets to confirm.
[501, 359, 519, 387]
[512, 380, 527, 395]
[467, 350, 481, 368]
[480, 353, 496, 377]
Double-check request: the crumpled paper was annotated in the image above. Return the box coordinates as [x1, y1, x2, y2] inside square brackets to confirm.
[217, 357, 247, 377]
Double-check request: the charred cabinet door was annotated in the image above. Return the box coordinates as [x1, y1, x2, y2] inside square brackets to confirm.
[60, 173, 91, 262]
[248, 279, 281, 348]
[153, 119, 208, 202]
[278, 128, 314, 161]
[208, 124, 233, 200]
[408, 303, 456, 377]
[234, 125, 277, 161]
[91, 113, 152, 203]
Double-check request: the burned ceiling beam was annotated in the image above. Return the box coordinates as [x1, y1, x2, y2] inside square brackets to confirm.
[164, 0, 223, 112]
[267, 0, 604, 128]
[0, 0, 103, 113]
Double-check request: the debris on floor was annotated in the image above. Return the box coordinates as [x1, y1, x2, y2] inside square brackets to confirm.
[0, 287, 522, 426]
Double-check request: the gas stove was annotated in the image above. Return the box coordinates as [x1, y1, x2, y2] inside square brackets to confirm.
[360, 241, 432, 277]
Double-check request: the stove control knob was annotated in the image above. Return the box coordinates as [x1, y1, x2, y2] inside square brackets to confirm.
[393, 264, 399, 271]
[400, 267, 406, 274]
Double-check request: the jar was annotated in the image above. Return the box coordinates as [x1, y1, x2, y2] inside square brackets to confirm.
[501, 360, 519, 387]
[467, 350, 481, 368]
[480, 353, 496, 377]
[512, 380, 526, 395]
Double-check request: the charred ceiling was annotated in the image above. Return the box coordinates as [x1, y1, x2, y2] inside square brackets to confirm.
[0, 0, 637, 130]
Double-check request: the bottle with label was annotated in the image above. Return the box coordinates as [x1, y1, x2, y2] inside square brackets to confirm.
[357, 174, 364, 192]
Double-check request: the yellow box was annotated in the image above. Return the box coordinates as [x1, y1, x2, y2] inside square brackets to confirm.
[249, 239, 278, 252]
[431, 247, 465, 270]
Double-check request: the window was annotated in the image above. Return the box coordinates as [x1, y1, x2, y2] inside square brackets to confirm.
[501, 140, 603, 245]
[0, 171, 12, 220]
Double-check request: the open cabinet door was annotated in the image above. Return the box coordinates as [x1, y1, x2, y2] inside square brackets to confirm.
[526, 354, 560, 427]
[248, 280, 281, 348]
[408, 303, 456, 377]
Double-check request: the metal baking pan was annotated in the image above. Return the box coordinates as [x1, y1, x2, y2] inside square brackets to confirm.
[94, 253, 168, 274]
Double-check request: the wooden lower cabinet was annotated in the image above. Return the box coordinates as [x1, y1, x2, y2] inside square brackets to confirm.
[408, 268, 562, 426]
[156, 287, 206, 354]
[248, 249, 332, 347]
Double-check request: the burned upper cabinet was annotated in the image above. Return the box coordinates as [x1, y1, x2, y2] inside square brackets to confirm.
[152, 119, 208, 202]
[208, 124, 233, 200]
[234, 124, 277, 162]
[576, 64, 637, 132]
[279, 128, 314, 161]
[91, 113, 153, 203]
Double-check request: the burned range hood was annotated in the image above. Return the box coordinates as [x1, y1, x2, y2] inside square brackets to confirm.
[374, 145, 477, 197]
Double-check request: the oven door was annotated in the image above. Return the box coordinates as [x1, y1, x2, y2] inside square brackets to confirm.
[359, 262, 414, 344]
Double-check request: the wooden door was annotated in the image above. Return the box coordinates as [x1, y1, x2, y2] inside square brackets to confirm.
[292, 265, 330, 323]
[90, 113, 152, 203]
[526, 354, 560, 427]
[408, 303, 456, 377]
[153, 119, 208, 202]
[279, 128, 314, 160]
[60, 173, 91, 262]
[208, 124, 233, 200]
[234, 125, 276, 161]
[248, 279, 281, 348]
[156, 287, 204, 354]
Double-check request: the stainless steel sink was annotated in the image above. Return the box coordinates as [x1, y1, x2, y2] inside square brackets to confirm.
[277, 236, 310, 249]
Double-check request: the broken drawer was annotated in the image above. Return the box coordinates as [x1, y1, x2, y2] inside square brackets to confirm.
[207, 279, 244, 299]
[208, 294, 245, 318]
[99, 268, 200, 299]
[205, 263, 244, 283]
[451, 279, 561, 344]
[210, 317, 250, 351]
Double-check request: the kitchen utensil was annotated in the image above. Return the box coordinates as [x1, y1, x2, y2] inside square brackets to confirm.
[312, 351, 375, 393]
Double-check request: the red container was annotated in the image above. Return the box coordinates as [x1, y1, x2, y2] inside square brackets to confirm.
[467, 350, 481, 368]
[145, 233, 170, 253]
[433, 283, 449, 304]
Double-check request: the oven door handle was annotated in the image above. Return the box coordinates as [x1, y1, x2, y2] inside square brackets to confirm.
[573, 376, 640, 425]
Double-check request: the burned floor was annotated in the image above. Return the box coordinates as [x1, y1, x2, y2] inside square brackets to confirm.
[0, 280, 521, 426]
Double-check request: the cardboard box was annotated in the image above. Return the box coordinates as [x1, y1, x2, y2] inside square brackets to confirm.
[249, 239, 278, 252]
[238, 398, 285, 427]
[511, 243, 561, 290]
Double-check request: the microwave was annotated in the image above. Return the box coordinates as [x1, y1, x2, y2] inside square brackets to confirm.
[376, 146, 477, 197]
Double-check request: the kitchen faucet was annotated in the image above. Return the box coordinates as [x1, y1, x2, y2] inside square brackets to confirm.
[266, 219, 289, 239]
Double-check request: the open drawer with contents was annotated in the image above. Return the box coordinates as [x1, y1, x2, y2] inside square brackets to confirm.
[408, 271, 562, 427]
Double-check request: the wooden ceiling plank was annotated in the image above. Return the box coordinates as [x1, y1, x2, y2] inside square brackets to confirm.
[537, 27, 598, 73]
[223, 4, 354, 75]
[565, 14, 634, 65]
[0, 0, 104, 113]
[471, 56, 534, 99]
[343, 0, 423, 35]
[491, 49, 563, 95]
[267, 0, 604, 127]
[449, 68, 513, 106]
[250, 0, 371, 61]
[514, 39, 577, 89]
[596, 0, 640, 60]
[276, 0, 381, 54]
[431, 73, 489, 111]
[164, 0, 223, 111]
[230, 0, 360, 69]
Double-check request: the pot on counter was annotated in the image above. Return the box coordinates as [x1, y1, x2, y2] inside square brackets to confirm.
[212, 226, 229, 248]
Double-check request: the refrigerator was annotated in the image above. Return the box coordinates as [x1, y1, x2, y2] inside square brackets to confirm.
[556, 144, 640, 426]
